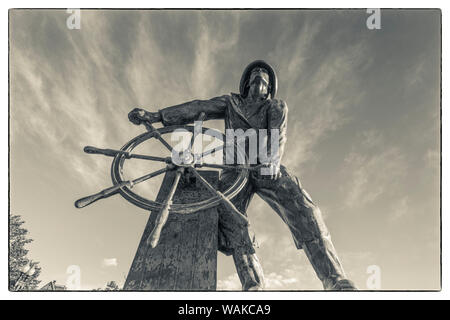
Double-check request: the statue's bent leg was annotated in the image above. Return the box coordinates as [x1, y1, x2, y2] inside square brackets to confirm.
[233, 248, 265, 291]
[217, 170, 265, 291]
[255, 166, 356, 290]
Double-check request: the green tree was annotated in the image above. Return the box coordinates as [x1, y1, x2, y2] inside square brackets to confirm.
[105, 281, 120, 291]
[9, 214, 41, 290]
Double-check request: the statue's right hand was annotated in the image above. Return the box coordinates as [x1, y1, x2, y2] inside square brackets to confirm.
[128, 108, 161, 125]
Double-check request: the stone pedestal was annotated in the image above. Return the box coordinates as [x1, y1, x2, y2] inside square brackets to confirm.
[124, 170, 219, 290]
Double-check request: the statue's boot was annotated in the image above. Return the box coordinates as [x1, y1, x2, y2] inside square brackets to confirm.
[232, 249, 265, 291]
[302, 235, 357, 291]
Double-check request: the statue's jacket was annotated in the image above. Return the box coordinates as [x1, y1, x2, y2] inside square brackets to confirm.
[158, 93, 295, 254]
[158, 93, 288, 164]
[158, 93, 347, 286]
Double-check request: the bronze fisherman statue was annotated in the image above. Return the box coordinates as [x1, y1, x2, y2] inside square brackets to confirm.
[128, 60, 357, 291]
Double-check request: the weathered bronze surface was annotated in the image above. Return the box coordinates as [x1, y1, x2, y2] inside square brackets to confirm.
[127, 60, 357, 290]
[124, 171, 220, 291]
[78, 60, 356, 291]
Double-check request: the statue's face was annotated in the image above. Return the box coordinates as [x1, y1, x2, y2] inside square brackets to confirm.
[248, 68, 270, 100]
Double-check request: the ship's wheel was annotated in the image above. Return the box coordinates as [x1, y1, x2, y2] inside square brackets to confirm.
[74, 114, 266, 247]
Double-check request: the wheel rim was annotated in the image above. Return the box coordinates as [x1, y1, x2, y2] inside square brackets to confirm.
[111, 125, 249, 213]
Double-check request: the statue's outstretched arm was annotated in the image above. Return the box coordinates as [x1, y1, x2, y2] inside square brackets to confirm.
[128, 95, 229, 127]
[159, 95, 228, 126]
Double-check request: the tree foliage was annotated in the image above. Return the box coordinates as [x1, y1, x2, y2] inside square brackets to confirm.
[105, 281, 120, 291]
[9, 214, 41, 290]
[92, 281, 121, 291]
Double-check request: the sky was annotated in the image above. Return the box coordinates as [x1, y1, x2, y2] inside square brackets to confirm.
[9, 9, 440, 290]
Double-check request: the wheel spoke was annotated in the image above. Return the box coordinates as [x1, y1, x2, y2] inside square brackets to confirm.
[147, 168, 183, 248]
[75, 167, 169, 208]
[187, 167, 248, 226]
[188, 132, 197, 153]
[195, 163, 268, 171]
[131, 167, 171, 185]
[188, 112, 207, 153]
[84, 146, 170, 163]
[155, 135, 174, 152]
[143, 121, 174, 152]
[196, 144, 225, 160]
[129, 154, 170, 162]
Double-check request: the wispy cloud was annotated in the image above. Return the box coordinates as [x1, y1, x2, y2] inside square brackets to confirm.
[341, 130, 407, 209]
[279, 30, 372, 169]
[102, 258, 118, 268]
[217, 273, 241, 291]
[425, 148, 440, 170]
[388, 196, 410, 223]
[344, 149, 405, 207]
[264, 272, 300, 289]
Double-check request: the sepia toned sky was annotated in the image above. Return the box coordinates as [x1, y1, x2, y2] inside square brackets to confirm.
[10, 9, 440, 290]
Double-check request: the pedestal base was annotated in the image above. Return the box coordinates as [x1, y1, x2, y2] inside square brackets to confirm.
[124, 170, 219, 290]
